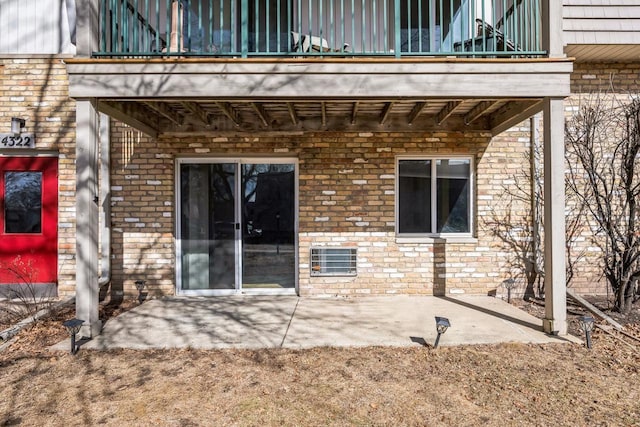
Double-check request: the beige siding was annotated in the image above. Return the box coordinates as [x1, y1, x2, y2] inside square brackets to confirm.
[0, 0, 76, 55]
[563, 0, 640, 46]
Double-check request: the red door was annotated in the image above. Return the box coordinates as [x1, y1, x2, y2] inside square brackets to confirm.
[0, 157, 58, 286]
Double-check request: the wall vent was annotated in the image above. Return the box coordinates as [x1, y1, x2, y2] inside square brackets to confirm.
[310, 248, 357, 276]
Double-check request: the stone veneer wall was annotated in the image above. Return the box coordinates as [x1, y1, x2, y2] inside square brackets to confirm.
[0, 58, 76, 296]
[109, 126, 536, 297]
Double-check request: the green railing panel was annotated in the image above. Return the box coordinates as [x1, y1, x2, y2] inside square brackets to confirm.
[94, 0, 546, 58]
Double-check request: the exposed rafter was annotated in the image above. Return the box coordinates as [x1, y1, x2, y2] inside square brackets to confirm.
[98, 101, 159, 138]
[143, 101, 184, 126]
[351, 101, 359, 125]
[215, 102, 241, 127]
[321, 102, 327, 126]
[464, 101, 498, 125]
[181, 101, 212, 126]
[407, 101, 427, 124]
[287, 102, 299, 126]
[435, 101, 463, 125]
[97, 98, 546, 135]
[379, 102, 394, 125]
[251, 102, 270, 127]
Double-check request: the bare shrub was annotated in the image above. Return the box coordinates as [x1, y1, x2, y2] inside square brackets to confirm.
[0, 255, 54, 325]
[566, 94, 640, 313]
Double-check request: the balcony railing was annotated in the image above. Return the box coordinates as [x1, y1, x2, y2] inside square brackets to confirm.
[96, 0, 545, 58]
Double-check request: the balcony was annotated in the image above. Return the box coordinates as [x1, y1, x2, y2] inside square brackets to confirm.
[67, 0, 569, 136]
[96, 0, 546, 58]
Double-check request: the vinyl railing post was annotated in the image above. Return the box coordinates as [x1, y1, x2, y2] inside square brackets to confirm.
[241, 0, 248, 56]
[394, 0, 400, 57]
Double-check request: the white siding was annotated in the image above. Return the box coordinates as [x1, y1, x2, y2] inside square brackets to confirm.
[563, 0, 640, 46]
[0, 0, 76, 54]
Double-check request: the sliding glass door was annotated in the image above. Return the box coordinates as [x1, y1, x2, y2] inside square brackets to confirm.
[177, 158, 297, 295]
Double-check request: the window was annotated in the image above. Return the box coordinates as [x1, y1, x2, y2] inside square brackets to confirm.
[397, 157, 472, 235]
[4, 172, 42, 234]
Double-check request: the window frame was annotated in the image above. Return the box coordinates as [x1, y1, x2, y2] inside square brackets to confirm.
[395, 155, 474, 238]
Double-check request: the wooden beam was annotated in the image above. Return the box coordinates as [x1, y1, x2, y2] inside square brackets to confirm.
[98, 101, 159, 138]
[251, 102, 270, 127]
[351, 101, 359, 125]
[321, 102, 327, 127]
[67, 61, 573, 99]
[215, 102, 241, 126]
[464, 101, 498, 125]
[287, 102, 299, 126]
[567, 289, 623, 331]
[181, 101, 212, 126]
[162, 113, 487, 134]
[435, 101, 462, 125]
[379, 102, 394, 125]
[407, 101, 427, 124]
[490, 100, 544, 136]
[143, 101, 184, 126]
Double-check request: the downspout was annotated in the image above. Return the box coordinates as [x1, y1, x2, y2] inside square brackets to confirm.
[530, 114, 542, 292]
[98, 113, 111, 288]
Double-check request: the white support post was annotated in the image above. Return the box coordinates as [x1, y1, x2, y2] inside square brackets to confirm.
[542, 0, 565, 58]
[76, 100, 102, 338]
[543, 97, 567, 335]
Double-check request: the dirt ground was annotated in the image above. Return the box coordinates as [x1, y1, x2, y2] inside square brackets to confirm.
[1, 298, 640, 426]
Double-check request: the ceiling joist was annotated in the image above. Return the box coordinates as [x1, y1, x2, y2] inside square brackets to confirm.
[435, 101, 463, 125]
[464, 101, 498, 125]
[143, 101, 184, 126]
[321, 102, 327, 126]
[181, 101, 212, 127]
[408, 101, 427, 124]
[287, 102, 299, 126]
[98, 101, 159, 138]
[251, 103, 270, 127]
[379, 102, 394, 125]
[351, 102, 360, 125]
[97, 98, 544, 135]
[216, 102, 241, 127]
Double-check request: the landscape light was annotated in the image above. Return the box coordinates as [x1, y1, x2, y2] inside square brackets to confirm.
[502, 278, 516, 303]
[135, 280, 146, 304]
[578, 315, 595, 349]
[434, 316, 450, 349]
[62, 318, 84, 354]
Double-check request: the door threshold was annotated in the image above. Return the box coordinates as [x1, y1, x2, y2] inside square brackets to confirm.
[241, 288, 298, 296]
[176, 289, 298, 297]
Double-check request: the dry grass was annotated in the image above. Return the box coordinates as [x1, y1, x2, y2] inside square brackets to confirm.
[1, 301, 640, 426]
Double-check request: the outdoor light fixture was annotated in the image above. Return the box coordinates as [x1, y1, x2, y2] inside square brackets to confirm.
[62, 318, 84, 354]
[502, 278, 516, 303]
[11, 117, 25, 136]
[434, 316, 451, 349]
[578, 315, 595, 349]
[135, 280, 146, 304]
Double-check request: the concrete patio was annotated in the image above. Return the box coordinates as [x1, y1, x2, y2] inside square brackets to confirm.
[55, 295, 580, 351]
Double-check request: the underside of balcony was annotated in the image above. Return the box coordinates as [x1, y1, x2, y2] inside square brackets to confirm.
[66, 57, 572, 136]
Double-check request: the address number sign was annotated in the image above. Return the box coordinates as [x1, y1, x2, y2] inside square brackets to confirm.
[0, 134, 36, 149]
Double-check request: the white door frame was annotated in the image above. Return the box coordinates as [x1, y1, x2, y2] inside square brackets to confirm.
[175, 156, 299, 296]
